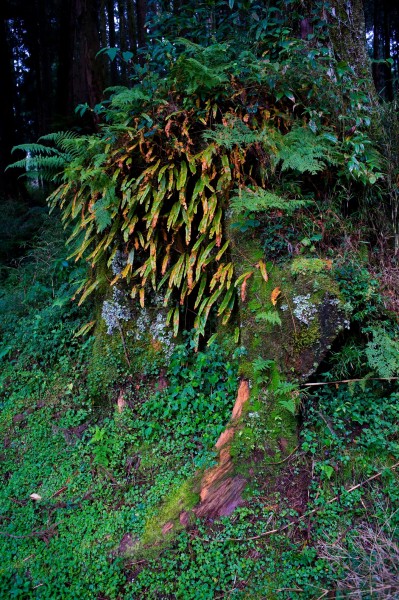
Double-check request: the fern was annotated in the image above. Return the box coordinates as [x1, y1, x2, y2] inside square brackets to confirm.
[206, 122, 339, 175]
[171, 41, 232, 95]
[255, 310, 282, 326]
[93, 197, 113, 233]
[365, 328, 399, 378]
[7, 132, 90, 182]
[274, 381, 300, 416]
[176, 39, 231, 68]
[9, 39, 382, 343]
[270, 125, 339, 174]
[173, 56, 229, 95]
[10, 143, 63, 157]
[109, 87, 152, 108]
[39, 130, 79, 144]
[230, 187, 310, 214]
[204, 118, 259, 150]
[39, 131, 87, 157]
[252, 356, 274, 374]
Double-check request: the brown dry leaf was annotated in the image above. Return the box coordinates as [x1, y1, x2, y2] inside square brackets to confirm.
[271, 287, 281, 306]
[241, 273, 253, 302]
[165, 120, 173, 137]
[139, 287, 145, 308]
[258, 260, 268, 282]
[30, 493, 42, 501]
[51, 486, 68, 498]
[117, 392, 127, 414]
[162, 521, 174, 535]
[325, 259, 333, 270]
[241, 280, 247, 302]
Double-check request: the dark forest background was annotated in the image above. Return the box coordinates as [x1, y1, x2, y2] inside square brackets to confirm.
[1, 0, 398, 192]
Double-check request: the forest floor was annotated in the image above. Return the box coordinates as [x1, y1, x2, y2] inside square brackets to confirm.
[1, 217, 399, 599]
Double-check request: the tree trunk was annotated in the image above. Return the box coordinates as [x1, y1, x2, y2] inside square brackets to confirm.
[106, 0, 118, 84]
[0, 13, 17, 193]
[328, 0, 374, 87]
[383, 0, 393, 100]
[372, 0, 385, 96]
[126, 0, 137, 57]
[28, 0, 53, 136]
[61, 0, 105, 121]
[117, 0, 128, 83]
[136, 0, 147, 49]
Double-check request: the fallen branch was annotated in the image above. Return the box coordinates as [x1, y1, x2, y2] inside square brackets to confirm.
[303, 377, 399, 388]
[0, 522, 61, 541]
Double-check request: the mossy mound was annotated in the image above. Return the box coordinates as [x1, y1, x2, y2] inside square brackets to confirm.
[229, 229, 347, 381]
[88, 288, 174, 405]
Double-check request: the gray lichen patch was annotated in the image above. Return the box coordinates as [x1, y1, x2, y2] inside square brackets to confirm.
[132, 307, 174, 358]
[101, 288, 131, 335]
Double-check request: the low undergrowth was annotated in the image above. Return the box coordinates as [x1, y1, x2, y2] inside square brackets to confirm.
[0, 229, 239, 598]
[1, 226, 399, 599]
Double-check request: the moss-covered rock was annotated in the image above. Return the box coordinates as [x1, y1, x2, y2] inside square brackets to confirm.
[229, 228, 347, 381]
[88, 271, 174, 407]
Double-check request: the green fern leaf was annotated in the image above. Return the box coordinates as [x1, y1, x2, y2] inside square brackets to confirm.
[230, 187, 310, 214]
[255, 311, 282, 326]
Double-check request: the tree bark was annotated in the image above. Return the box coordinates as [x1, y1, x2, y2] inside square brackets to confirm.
[126, 0, 137, 57]
[136, 0, 147, 49]
[0, 13, 17, 192]
[383, 0, 393, 100]
[59, 0, 105, 120]
[106, 0, 118, 84]
[328, 0, 374, 86]
[117, 0, 128, 82]
[28, 0, 53, 136]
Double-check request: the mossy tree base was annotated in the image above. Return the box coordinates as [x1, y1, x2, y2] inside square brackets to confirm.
[184, 227, 348, 522]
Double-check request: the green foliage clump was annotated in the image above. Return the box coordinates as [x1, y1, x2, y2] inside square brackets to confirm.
[3, 3, 398, 596]
[140, 335, 237, 452]
[334, 262, 382, 322]
[291, 257, 331, 276]
[127, 506, 336, 599]
[302, 383, 399, 459]
[1, 206, 399, 600]
[9, 22, 384, 341]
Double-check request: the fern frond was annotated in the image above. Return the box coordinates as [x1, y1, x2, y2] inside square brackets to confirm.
[366, 328, 399, 378]
[230, 187, 310, 214]
[173, 56, 229, 94]
[5, 158, 30, 171]
[255, 310, 282, 326]
[204, 119, 259, 150]
[104, 85, 131, 94]
[110, 87, 151, 108]
[39, 131, 79, 144]
[269, 125, 339, 174]
[7, 155, 67, 181]
[11, 143, 63, 157]
[38, 131, 88, 157]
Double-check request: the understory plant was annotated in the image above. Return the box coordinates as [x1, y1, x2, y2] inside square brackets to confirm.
[9, 27, 383, 341]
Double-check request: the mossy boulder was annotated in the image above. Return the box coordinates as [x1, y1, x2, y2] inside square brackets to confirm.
[88, 284, 174, 405]
[229, 231, 347, 381]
